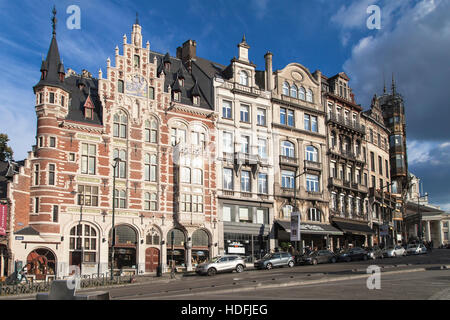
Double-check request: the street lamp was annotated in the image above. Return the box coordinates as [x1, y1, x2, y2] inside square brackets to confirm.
[110, 157, 121, 280]
[292, 168, 306, 253]
[70, 189, 83, 276]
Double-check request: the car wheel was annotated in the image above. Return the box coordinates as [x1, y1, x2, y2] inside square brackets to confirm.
[207, 268, 217, 276]
[288, 261, 294, 268]
[235, 264, 244, 273]
[312, 259, 318, 265]
[331, 257, 337, 263]
[266, 263, 273, 270]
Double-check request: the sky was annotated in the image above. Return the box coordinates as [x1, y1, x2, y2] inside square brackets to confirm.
[0, 0, 449, 210]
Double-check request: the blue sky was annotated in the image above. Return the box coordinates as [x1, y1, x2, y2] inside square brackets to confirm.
[0, 0, 449, 210]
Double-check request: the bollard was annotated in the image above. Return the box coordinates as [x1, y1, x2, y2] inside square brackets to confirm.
[156, 264, 162, 277]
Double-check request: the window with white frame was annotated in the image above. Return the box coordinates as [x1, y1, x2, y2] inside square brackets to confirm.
[305, 145, 318, 162]
[280, 108, 294, 126]
[282, 82, 289, 95]
[223, 206, 232, 222]
[306, 174, 319, 192]
[257, 108, 266, 126]
[222, 100, 232, 119]
[81, 143, 96, 175]
[258, 173, 268, 194]
[241, 135, 250, 154]
[281, 170, 295, 189]
[223, 168, 233, 190]
[114, 189, 126, 208]
[191, 131, 206, 148]
[181, 194, 191, 212]
[77, 185, 99, 206]
[49, 137, 56, 148]
[192, 168, 203, 185]
[331, 193, 337, 210]
[299, 87, 306, 100]
[304, 114, 318, 132]
[306, 89, 313, 102]
[192, 195, 203, 213]
[239, 207, 251, 222]
[113, 149, 126, 178]
[256, 208, 266, 224]
[258, 138, 267, 158]
[239, 70, 249, 86]
[113, 111, 127, 138]
[171, 128, 186, 146]
[240, 104, 250, 122]
[69, 224, 98, 263]
[308, 208, 321, 221]
[181, 167, 191, 183]
[241, 170, 251, 192]
[290, 84, 298, 98]
[223, 132, 233, 153]
[281, 141, 295, 158]
[282, 205, 293, 219]
[144, 154, 157, 182]
[144, 192, 157, 211]
[145, 118, 158, 143]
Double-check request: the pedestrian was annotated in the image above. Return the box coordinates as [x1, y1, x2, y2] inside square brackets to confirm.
[429, 240, 433, 253]
[170, 260, 177, 279]
[18, 266, 29, 284]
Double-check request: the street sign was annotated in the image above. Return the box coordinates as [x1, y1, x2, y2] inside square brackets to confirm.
[290, 212, 301, 241]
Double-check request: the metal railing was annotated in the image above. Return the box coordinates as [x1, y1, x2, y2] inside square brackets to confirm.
[327, 112, 366, 134]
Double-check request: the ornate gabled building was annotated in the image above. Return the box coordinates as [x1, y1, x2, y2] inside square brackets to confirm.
[8, 10, 218, 279]
[195, 36, 275, 259]
[322, 72, 372, 249]
[361, 95, 396, 246]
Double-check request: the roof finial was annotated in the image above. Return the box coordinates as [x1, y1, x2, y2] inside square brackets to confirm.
[242, 34, 246, 43]
[135, 12, 139, 25]
[391, 72, 396, 95]
[51, 5, 57, 36]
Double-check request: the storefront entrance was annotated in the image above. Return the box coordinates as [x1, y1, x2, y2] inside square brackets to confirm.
[167, 228, 186, 268]
[145, 247, 160, 272]
[26, 248, 56, 281]
[109, 225, 138, 270]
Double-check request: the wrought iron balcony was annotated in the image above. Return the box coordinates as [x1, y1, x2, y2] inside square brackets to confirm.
[327, 112, 366, 134]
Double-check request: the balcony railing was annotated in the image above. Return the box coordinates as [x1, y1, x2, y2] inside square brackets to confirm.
[279, 155, 299, 166]
[327, 112, 366, 134]
[304, 160, 322, 170]
[328, 177, 342, 187]
[221, 81, 261, 97]
[235, 152, 259, 165]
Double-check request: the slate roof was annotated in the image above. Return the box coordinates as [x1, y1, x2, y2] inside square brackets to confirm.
[15, 226, 40, 236]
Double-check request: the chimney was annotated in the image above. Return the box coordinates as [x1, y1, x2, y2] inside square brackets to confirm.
[264, 51, 273, 91]
[176, 46, 182, 59]
[181, 40, 197, 72]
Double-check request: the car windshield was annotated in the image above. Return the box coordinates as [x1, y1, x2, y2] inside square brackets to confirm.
[407, 244, 417, 248]
[262, 253, 273, 259]
[209, 256, 221, 263]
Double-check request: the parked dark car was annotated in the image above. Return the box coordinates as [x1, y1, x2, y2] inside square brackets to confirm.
[254, 252, 295, 270]
[337, 247, 369, 262]
[366, 246, 384, 260]
[298, 250, 337, 265]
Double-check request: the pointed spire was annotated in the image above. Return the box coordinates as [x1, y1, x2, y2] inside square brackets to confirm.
[135, 12, 139, 25]
[242, 34, 246, 43]
[51, 6, 57, 37]
[391, 72, 396, 95]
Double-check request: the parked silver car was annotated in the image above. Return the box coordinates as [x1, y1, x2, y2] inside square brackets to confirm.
[406, 243, 427, 255]
[383, 245, 406, 257]
[195, 255, 246, 276]
[254, 252, 295, 270]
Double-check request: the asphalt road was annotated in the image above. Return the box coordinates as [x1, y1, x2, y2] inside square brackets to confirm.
[103, 249, 450, 300]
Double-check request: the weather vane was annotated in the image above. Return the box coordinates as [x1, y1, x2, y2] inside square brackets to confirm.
[52, 6, 57, 36]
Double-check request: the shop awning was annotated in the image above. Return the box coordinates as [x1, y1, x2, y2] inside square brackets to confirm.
[275, 220, 343, 235]
[332, 220, 375, 235]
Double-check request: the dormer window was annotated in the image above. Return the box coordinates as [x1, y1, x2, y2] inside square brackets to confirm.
[165, 62, 170, 71]
[173, 91, 180, 101]
[84, 95, 95, 120]
[134, 55, 140, 68]
[239, 70, 249, 86]
[178, 78, 184, 86]
[193, 95, 200, 106]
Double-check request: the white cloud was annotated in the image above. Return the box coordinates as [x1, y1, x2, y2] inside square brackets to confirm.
[407, 140, 433, 165]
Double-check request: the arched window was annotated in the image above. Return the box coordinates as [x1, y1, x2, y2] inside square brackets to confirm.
[167, 229, 185, 247]
[110, 225, 137, 245]
[308, 208, 321, 222]
[305, 145, 318, 162]
[330, 132, 337, 148]
[306, 89, 313, 102]
[113, 111, 127, 138]
[26, 249, 57, 280]
[146, 228, 160, 245]
[70, 224, 98, 263]
[144, 192, 157, 211]
[181, 167, 191, 183]
[193, 168, 203, 185]
[282, 82, 289, 95]
[239, 70, 249, 86]
[290, 84, 298, 98]
[145, 118, 158, 143]
[299, 87, 306, 100]
[192, 229, 209, 247]
[281, 141, 295, 158]
[113, 149, 127, 178]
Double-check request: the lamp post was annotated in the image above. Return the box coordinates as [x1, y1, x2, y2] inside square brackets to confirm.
[110, 157, 121, 280]
[292, 167, 306, 254]
[71, 189, 83, 276]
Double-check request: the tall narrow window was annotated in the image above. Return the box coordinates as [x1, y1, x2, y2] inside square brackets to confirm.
[118, 80, 124, 93]
[305, 146, 318, 162]
[222, 100, 232, 119]
[281, 170, 295, 189]
[239, 70, 249, 86]
[193, 169, 203, 185]
[81, 143, 96, 175]
[306, 174, 319, 192]
[77, 185, 99, 206]
[257, 108, 266, 126]
[113, 149, 127, 178]
[114, 189, 126, 208]
[223, 132, 233, 153]
[113, 111, 127, 138]
[241, 170, 251, 192]
[34, 164, 40, 185]
[258, 173, 268, 194]
[299, 87, 306, 100]
[240, 105, 249, 122]
[134, 55, 140, 68]
[52, 205, 59, 222]
[181, 167, 191, 183]
[34, 197, 39, 213]
[48, 164, 55, 185]
[49, 92, 55, 103]
[290, 84, 297, 98]
[378, 156, 383, 175]
[145, 119, 158, 143]
[280, 108, 286, 125]
[258, 138, 267, 158]
[306, 89, 313, 102]
[148, 86, 155, 99]
[282, 82, 289, 95]
[223, 168, 233, 190]
[49, 137, 56, 148]
[144, 193, 157, 211]
[287, 110, 294, 126]
[241, 135, 250, 154]
[281, 141, 295, 158]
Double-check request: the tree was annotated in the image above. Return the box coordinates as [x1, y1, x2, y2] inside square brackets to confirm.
[0, 133, 13, 161]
